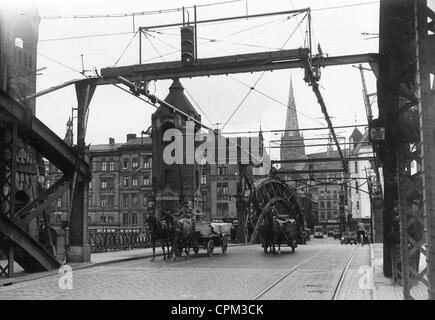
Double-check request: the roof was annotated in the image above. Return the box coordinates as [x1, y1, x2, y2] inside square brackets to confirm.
[89, 136, 152, 153]
[155, 79, 201, 120]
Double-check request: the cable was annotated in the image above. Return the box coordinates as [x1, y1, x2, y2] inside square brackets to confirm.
[290, 0, 306, 43]
[312, 1, 379, 12]
[37, 51, 87, 78]
[39, 31, 135, 42]
[228, 75, 325, 126]
[221, 14, 308, 130]
[221, 72, 266, 130]
[40, 0, 244, 19]
[184, 87, 215, 127]
[113, 30, 139, 67]
[143, 31, 166, 63]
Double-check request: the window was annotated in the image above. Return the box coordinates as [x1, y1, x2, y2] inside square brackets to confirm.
[107, 178, 114, 190]
[123, 177, 128, 187]
[101, 161, 107, 171]
[355, 181, 359, 194]
[143, 195, 148, 207]
[131, 213, 137, 225]
[100, 214, 106, 224]
[327, 201, 331, 209]
[88, 194, 92, 205]
[108, 215, 114, 225]
[132, 194, 138, 207]
[123, 213, 129, 225]
[354, 161, 358, 174]
[132, 177, 138, 187]
[143, 157, 150, 168]
[143, 175, 150, 186]
[320, 201, 325, 208]
[89, 181, 92, 190]
[319, 211, 325, 221]
[123, 159, 129, 169]
[218, 164, 228, 176]
[327, 212, 332, 220]
[334, 211, 338, 219]
[217, 203, 229, 217]
[107, 196, 114, 206]
[101, 179, 107, 189]
[217, 182, 228, 200]
[333, 201, 338, 208]
[333, 191, 337, 198]
[123, 194, 129, 207]
[201, 174, 207, 185]
[14, 37, 23, 48]
[356, 201, 360, 210]
[101, 197, 107, 207]
[55, 213, 62, 225]
[132, 158, 138, 169]
[109, 161, 115, 171]
[57, 197, 62, 208]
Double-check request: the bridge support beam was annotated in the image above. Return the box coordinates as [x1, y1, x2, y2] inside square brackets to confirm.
[66, 81, 95, 263]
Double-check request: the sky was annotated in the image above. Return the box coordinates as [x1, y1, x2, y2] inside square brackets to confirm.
[12, 0, 380, 160]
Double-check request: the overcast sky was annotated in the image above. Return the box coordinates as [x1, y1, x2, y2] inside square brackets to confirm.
[18, 0, 380, 160]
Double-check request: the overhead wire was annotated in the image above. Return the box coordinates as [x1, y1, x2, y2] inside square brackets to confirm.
[113, 29, 139, 67]
[40, 0, 245, 19]
[221, 12, 308, 130]
[228, 75, 325, 126]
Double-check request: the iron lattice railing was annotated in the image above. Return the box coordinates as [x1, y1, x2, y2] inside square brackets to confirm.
[66, 227, 152, 253]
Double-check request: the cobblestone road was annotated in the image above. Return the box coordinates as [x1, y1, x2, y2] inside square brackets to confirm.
[0, 238, 371, 300]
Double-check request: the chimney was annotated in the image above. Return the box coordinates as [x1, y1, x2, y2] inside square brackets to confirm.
[109, 137, 115, 144]
[127, 133, 137, 141]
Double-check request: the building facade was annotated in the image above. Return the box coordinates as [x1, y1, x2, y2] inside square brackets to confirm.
[46, 130, 153, 227]
[0, 3, 43, 241]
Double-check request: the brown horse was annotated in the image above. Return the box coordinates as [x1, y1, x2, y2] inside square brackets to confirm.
[146, 215, 171, 261]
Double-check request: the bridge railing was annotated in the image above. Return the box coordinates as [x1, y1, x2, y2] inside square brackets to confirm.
[65, 227, 152, 253]
[88, 227, 152, 253]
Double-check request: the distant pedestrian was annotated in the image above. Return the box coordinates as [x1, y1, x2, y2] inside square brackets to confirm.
[357, 223, 366, 246]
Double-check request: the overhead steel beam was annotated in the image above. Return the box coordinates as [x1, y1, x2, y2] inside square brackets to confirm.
[140, 8, 309, 31]
[99, 50, 377, 83]
[0, 90, 88, 176]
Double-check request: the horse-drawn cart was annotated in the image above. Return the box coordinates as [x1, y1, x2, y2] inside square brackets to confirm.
[260, 215, 300, 254]
[190, 222, 230, 257]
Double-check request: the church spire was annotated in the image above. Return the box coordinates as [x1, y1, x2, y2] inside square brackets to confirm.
[64, 117, 74, 146]
[284, 77, 301, 138]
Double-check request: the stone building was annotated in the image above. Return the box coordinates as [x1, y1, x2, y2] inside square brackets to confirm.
[0, 3, 43, 240]
[45, 119, 153, 227]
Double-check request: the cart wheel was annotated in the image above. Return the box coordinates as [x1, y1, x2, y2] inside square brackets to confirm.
[221, 236, 228, 254]
[193, 246, 199, 255]
[206, 239, 214, 257]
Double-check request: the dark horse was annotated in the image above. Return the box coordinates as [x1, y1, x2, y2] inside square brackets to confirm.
[261, 210, 284, 255]
[165, 214, 195, 261]
[146, 215, 171, 261]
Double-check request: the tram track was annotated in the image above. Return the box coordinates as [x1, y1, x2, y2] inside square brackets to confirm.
[252, 248, 327, 300]
[331, 246, 358, 300]
[252, 245, 358, 300]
